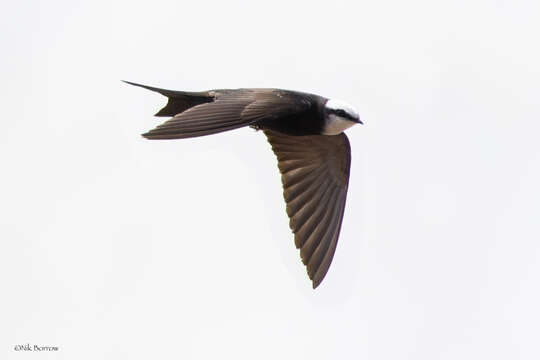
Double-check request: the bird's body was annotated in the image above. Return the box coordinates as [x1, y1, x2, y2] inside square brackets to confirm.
[246, 89, 327, 136]
[125, 81, 362, 288]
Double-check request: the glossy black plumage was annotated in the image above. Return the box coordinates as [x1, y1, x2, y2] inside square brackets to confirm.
[125, 81, 355, 288]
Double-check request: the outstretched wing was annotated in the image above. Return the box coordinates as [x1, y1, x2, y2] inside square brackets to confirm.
[137, 88, 311, 140]
[264, 130, 351, 288]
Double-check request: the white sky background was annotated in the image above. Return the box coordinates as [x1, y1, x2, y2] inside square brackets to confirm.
[1, 0, 539, 358]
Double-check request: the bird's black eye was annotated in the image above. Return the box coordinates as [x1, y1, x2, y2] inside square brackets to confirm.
[333, 109, 353, 120]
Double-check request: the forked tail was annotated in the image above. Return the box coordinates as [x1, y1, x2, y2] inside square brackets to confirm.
[125, 81, 260, 140]
[123, 80, 214, 117]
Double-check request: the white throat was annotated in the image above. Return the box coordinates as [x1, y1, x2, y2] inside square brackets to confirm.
[322, 99, 359, 135]
[322, 114, 355, 135]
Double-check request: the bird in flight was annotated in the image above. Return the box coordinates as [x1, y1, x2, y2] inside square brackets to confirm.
[125, 81, 362, 288]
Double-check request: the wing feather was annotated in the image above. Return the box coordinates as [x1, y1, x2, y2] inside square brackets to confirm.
[142, 89, 311, 140]
[283, 169, 323, 202]
[299, 186, 339, 264]
[307, 191, 344, 276]
[264, 130, 351, 288]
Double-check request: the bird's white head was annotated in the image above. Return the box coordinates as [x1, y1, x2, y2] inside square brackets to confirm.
[323, 99, 362, 135]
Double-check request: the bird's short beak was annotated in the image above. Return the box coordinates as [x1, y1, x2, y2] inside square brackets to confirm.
[356, 118, 363, 125]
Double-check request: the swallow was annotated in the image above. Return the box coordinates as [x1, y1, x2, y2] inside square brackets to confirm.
[125, 81, 362, 288]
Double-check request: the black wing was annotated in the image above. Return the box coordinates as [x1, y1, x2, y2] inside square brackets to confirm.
[264, 130, 351, 288]
[126, 84, 311, 139]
